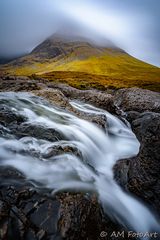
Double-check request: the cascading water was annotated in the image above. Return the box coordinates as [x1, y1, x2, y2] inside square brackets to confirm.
[0, 92, 159, 238]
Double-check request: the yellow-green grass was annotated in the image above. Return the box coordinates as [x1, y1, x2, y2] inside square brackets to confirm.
[35, 70, 160, 92]
[1, 54, 160, 91]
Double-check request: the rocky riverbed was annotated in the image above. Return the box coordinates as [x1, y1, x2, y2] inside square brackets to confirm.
[0, 76, 160, 239]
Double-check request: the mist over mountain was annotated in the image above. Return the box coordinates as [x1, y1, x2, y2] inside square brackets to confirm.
[0, 0, 159, 66]
[0, 34, 124, 69]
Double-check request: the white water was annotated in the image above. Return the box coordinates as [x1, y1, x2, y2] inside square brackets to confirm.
[0, 92, 159, 237]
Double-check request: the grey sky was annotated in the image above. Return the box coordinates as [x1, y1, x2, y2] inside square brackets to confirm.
[0, 0, 159, 66]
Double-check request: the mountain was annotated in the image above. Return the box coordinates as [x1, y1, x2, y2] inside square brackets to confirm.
[0, 34, 160, 91]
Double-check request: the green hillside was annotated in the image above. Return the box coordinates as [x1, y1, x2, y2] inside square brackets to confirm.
[0, 35, 160, 91]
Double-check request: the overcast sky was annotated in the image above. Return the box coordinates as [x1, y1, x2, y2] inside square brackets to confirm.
[0, 0, 159, 66]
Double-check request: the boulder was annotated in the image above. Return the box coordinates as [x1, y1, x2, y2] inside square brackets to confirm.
[51, 84, 116, 113]
[127, 112, 160, 211]
[0, 105, 25, 126]
[15, 123, 65, 142]
[32, 88, 108, 130]
[42, 144, 82, 159]
[0, 186, 60, 240]
[0, 185, 129, 240]
[114, 88, 160, 113]
[58, 193, 127, 240]
[32, 89, 70, 110]
[115, 112, 160, 212]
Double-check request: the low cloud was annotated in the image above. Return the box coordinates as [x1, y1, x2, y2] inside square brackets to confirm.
[0, 0, 159, 66]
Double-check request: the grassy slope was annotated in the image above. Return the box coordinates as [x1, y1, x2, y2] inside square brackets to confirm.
[1, 48, 160, 91]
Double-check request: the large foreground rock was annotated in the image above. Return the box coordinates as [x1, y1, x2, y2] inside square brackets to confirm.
[128, 112, 160, 211]
[0, 184, 60, 240]
[115, 112, 160, 213]
[50, 84, 116, 113]
[32, 88, 108, 130]
[114, 87, 160, 113]
[114, 88, 160, 209]
[0, 183, 128, 240]
[58, 193, 128, 240]
[32, 89, 70, 110]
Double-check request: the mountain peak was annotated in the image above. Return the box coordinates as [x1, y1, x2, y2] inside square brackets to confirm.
[48, 32, 116, 46]
[31, 33, 123, 60]
[1, 33, 159, 93]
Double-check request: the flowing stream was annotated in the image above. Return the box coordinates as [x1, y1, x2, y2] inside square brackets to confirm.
[0, 92, 159, 237]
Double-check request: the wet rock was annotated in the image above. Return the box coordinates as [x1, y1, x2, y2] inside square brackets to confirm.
[74, 112, 108, 131]
[0, 200, 9, 221]
[32, 89, 70, 110]
[115, 112, 160, 212]
[0, 105, 25, 127]
[0, 79, 110, 131]
[58, 193, 129, 240]
[15, 123, 65, 142]
[0, 186, 60, 240]
[43, 144, 82, 159]
[51, 84, 116, 113]
[125, 111, 140, 123]
[33, 88, 108, 130]
[114, 89, 160, 212]
[114, 87, 160, 113]
[127, 112, 160, 211]
[0, 183, 124, 240]
[0, 214, 8, 239]
[0, 167, 25, 185]
[0, 185, 128, 240]
[0, 124, 13, 139]
[114, 160, 130, 190]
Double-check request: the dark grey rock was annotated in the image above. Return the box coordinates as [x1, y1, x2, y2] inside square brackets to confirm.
[114, 88, 160, 113]
[0, 186, 60, 240]
[127, 112, 160, 210]
[58, 193, 127, 240]
[15, 123, 65, 142]
[115, 112, 160, 213]
[0, 105, 25, 126]
[53, 84, 116, 113]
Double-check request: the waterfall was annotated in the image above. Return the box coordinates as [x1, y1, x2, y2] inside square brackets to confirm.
[0, 92, 159, 237]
